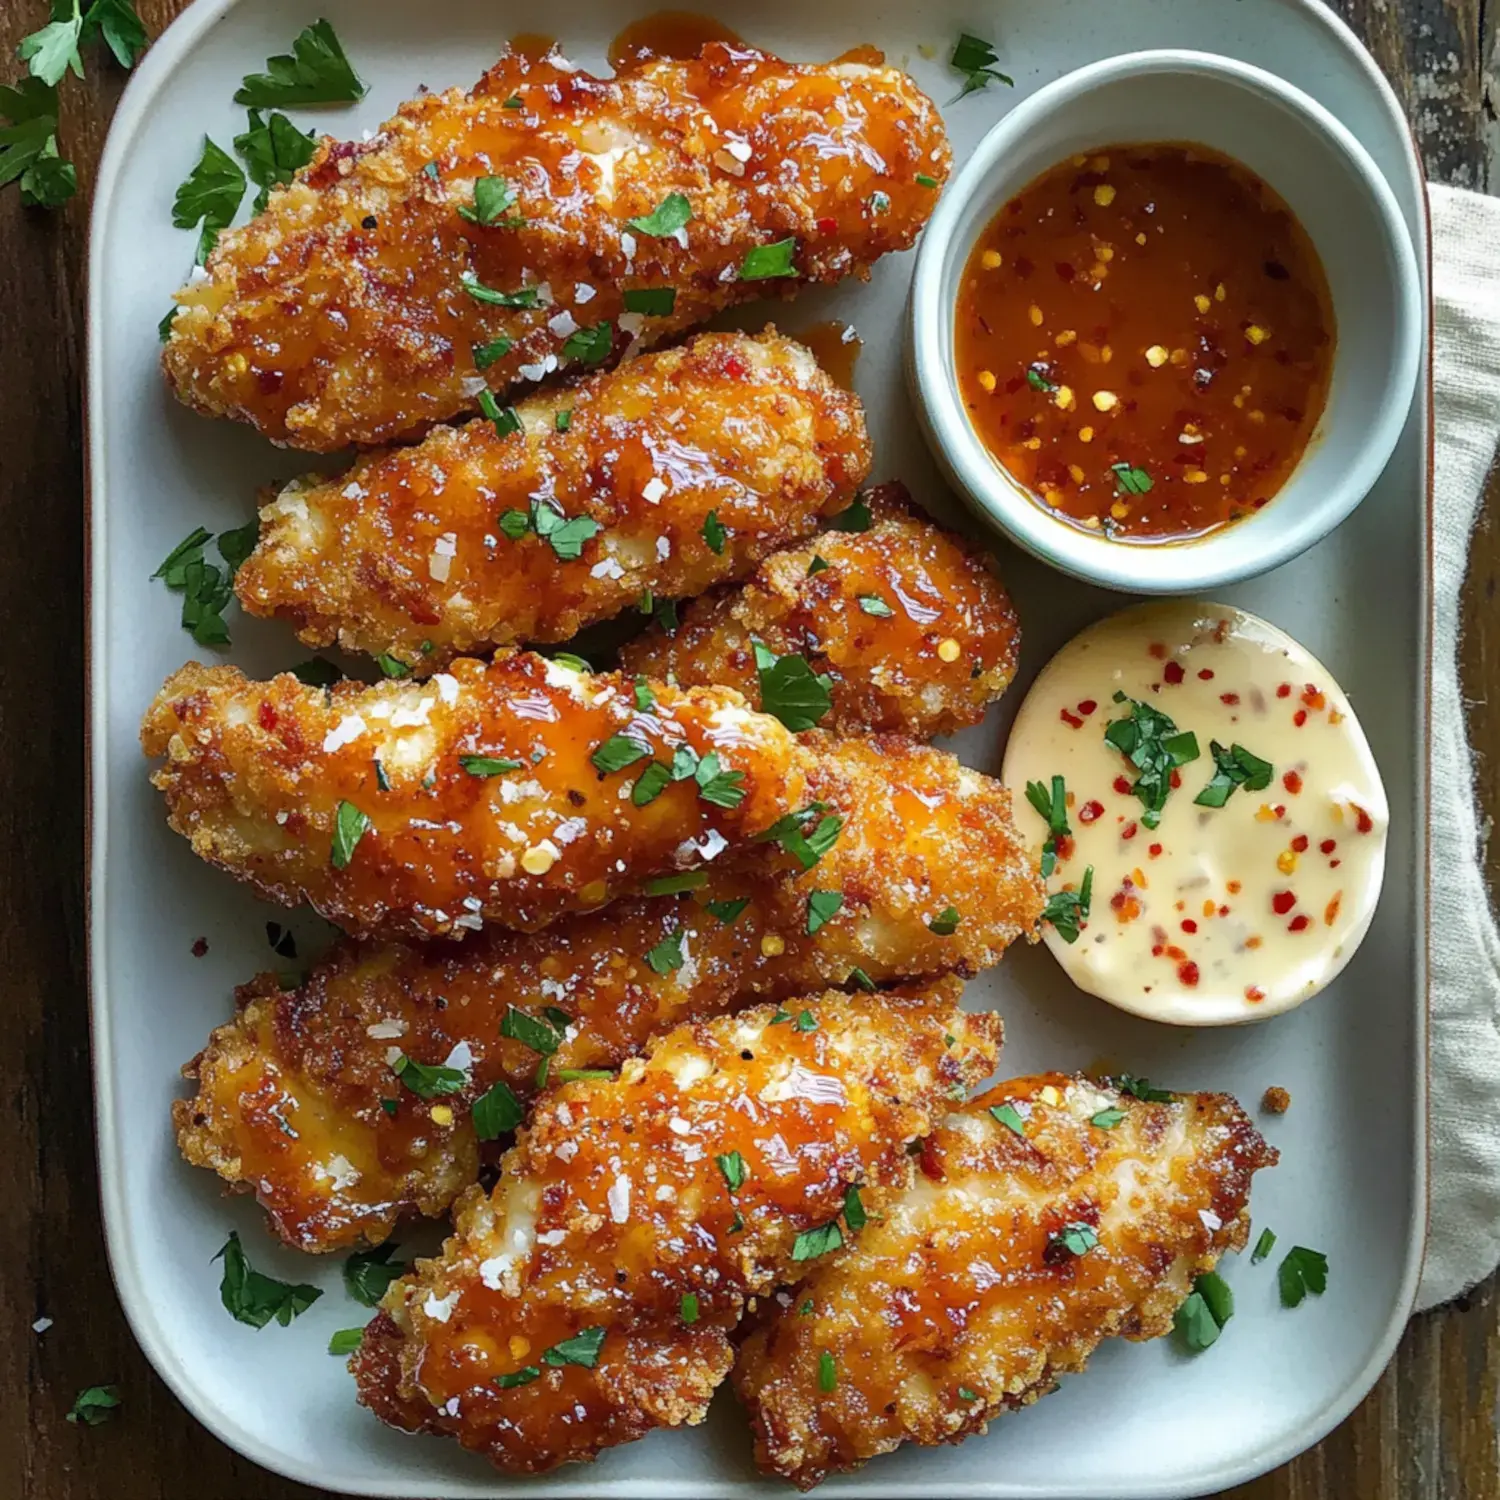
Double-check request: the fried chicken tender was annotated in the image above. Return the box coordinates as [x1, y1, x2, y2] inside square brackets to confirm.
[234, 331, 870, 672]
[162, 43, 951, 451]
[620, 482, 1020, 738]
[350, 982, 1001, 1474]
[174, 736, 1043, 1251]
[733, 1074, 1278, 1489]
[141, 653, 802, 939]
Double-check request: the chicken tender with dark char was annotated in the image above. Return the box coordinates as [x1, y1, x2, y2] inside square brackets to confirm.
[620, 482, 1020, 739]
[733, 1074, 1278, 1489]
[174, 735, 1044, 1252]
[350, 982, 1001, 1474]
[141, 653, 802, 939]
[235, 332, 871, 673]
[162, 42, 952, 450]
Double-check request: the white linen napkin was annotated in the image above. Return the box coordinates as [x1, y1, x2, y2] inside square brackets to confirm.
[1416, 183, 1500, 1310]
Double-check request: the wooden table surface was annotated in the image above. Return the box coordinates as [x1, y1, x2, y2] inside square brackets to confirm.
[4, 1, 1497, 1495]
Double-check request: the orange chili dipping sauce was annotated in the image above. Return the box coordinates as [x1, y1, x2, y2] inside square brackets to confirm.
[955, 144, 1335, 543]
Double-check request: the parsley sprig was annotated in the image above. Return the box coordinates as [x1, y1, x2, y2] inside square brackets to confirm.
[1175, 1269, 1233, 1352]
[1103, 693, 1201, 828]
[1195, 740, 1274, 808]
[233, 19, 365, 107]
[215, 1230, 321, 1329]
[754, 803, 843, 870]
[499, 495, 601, 561]
[950, 32, 1014, 99]
[151, 521, 258, 646]
[1041, 867, 1093, 944]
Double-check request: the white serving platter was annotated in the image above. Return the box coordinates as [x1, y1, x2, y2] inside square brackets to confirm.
[86, 0, 1430, 1495]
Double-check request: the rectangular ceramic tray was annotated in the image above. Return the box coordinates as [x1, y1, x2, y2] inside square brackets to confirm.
[86, 0, 1431, 1494]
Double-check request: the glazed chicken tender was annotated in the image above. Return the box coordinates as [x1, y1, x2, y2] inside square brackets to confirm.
[734, 1074, 1278, 1490]
[620, 482, 1020, 738]
[350, 982, 1002, 1474]
[141, 653, 802, 939]
[162, 43, 952, 451]
[235, 332, 871, 672]
[175, 736, 1043, 1252]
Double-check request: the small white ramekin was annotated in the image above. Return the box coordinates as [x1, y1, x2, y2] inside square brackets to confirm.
[907, 50, 1423, 594]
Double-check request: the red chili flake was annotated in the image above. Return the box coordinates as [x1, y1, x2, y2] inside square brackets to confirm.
[1163, 661, 1185, 685]
[1148, 842, 1163, 858]
[1181, 919, 1198, 934]
[1148, 642, 1167, 660]
[917, 1136, 945, 1182]
[1283, 770, 1303, 795]
[1293, 709, 1308, 728]
[1121, 822, 1138, 840]
[1219, 904, 1230, 917]
[1330, 859, 1342, 868]
[1320, 839, 1337, 855]
[1272, 891, 1296, 916]
[1151, 943, 1165, 957]
[1245, 985, 1265, 1002]
[1276, 683, 1292, 699]
[257, 701, 279, 731]
[723, 354, 749, 378]
[1060, 708, 1084, 728]
[1354, 805, 1374, 834]
[1077, 699, 1098, 716]
[256, 369, 284, 395]
[1177, 961, 1200, 987]
[1325, 893, 1343, 926]
[1274, 804, 1287, 819]
[191, 937, 209, 958]
[1165, 944, 1187, 962]
[1169, 769, 1182, 789]
[1113, 775, 1132, 796]
[816, 216, 838, 235]
[1054, 834, 1075, 860]
[1220, 692, 1241, 706]
[1198, 669, 1215, 680]
[1291, 834, 1309, 853]
[1079, 800, 1104, 823]
[1301, 684, 1326, 709]
[1288, 914, 1311, 933]
[1226, 879, 1242, 895]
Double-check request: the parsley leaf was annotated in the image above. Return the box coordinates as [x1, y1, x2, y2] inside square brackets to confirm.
[500, 1006, 563, 1056]
[592, 733, 651, 776]
[330, 800, 371, 869]
[693, 749, 746, 809]
[556, 409, 573, 432]
[461, 274, 538, 307]
[1090, 1108, 1125, 1129]
[393, 1053, 467, 1099]
[701, 510, 727, 555]
[633, 677, 655, 712]
[842, 1184, 867, 1232]
[818, 1350, 837, 1391]
[1175, 1270, 1234, 1352]
[458, 175, 523, 227]
[1111, 461, 1153, 496]
[1041, 867, 1093, 943]
[327, 1327, 364, 1356]
[496, 1364, 540, 1388]
[1025, 774, 1070, 877]
[1103, 696, 1201, 829]
[563, 321, 614, 364]
[472, 1079, 524, 1140]
[706, 897, 749, 925]
[214, 1230, 322, 1328]
[716, 1151, 747, 1192]
[829, 495, 871, 532]
[807, 890, 843, 934]
[990, 1103, 1025, 1136]
[1026, 365, 1057, 392]
[847, 966, 876, 991]
[755, 802, 843, 870]
[151, 525, 249, 645]
[1195, 740, 1274, 808]
[82, 0, 147, 69]
[644, 871, 708, 896]
[234, 19, 365, 107]
[530, 495, 600, 560]
[928, 906, 960, 935]
[234, 108, 317, 212]
[3, 81, 75, 208]
[66, 1384, 121, 1425]
[172, 136, 246, 264]
[950, 32, 1013, 98]
[631, 761, 672, 807]
[459, 755, 523, 777]
[754, 641, 833, 732]
[791, 1221, 844, 1261]
[794, 1009, 817, 1032]
[1046, 1222, 1099, 1260]
[857, 594, 893, 618]
[1115, 1073, 1175, 1103]
[624, 286, 676, 316]
[627, 192, 691, 237]
[1278, 1246, 1329, 1308]
[543, 1326, 607, 1367]
[806, 555, 830, 576]
[1252, 1227, 1277, 1265]
[680, 1292, 700, 1324]
[473, 335, 513, 370]
[738, 238, 798, 280]
[645, 925, 686, 974]
[18, 4, 84, 88]
[478, 389, 523, 438]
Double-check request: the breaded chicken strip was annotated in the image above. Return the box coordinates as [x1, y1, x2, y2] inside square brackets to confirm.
[141, 653, 802, 939]
[234, 332, 870, 672]
[175, 736, 1043, 1251]
[734, 1074, 1277, 1489]
[620, 482, 1020, 738]
[350, 982, 1001, 1474]
[162, 43, 951, 451]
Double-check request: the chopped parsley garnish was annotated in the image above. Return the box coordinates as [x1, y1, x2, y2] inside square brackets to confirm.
[869, 190, 890, 214]
[473, 335, 513, 370]
[478, 389, 523, 438]
[1110, 462, 1154, 496]
[592, 734, 652, 776]
[1042, 867, 1093, 943]
[542, 1326, 607, 1367]
[458, 175, 524, 227]
[791, 1221, 844, 1262]
[1174, 1269, 1234, 1352]
[794, 1010, 818, 1032]
[990, 1103, 1025, 1136]
[807, 890, 843, 934]
[461, 274, 539, 307]
[380, 1097, 398, 1115]
[957, 1386, 978, 1402]
[330, 800, 371, 869]
[706, 897, 750, 925]
[500, 1006, 563, 1055]
[716, 1151, 748, 1192]
[1278, 1246, 1329, 1308]
[928, 906, 961, 935]
[215, 1230, 321, 1328]
[645, 871, 708, 896]
[498, 509, 531, 541]
[623, 286, 676, 316]
[847, 966, 876, 991]
[392, 1053, 467, 1099]
[701, 510, 727, 554]
[1114, 1073, 1175, 1103]
[556, 1067, 612, 1082]
[738, 238, 798, 280]
[291, 655, 340, 686]
[1195, 740, 1274, 808]
[158, 306, 179, 342]
[807, 555, 830, 576]
[343, 1243, 407, 1305]
[375, 652, 411, 679]
[753, 640, 833, 732]
[151, 524, 253, 645]
[680, 1292, 700, 1324]
[830, 495, 872, 532]
[496, 1365, 540, 1388]
[459, 754, 523, 777]
[755, 803, 843, 869]
[556, 409, 573, 432]
[628, 191, 691, 237]
[234, 108, 317, 212]
[694, 750, 746, 807]
[66, 1384, 121, 1426]
[856, 594, 893, 618]
[563, 322, 614, 364]
[1252, 1227, 1277, 1265]
[501, 94, 524, 109]
[798, 1298, 814, 1316]
[631, 762, 672, 807]
[915, 173, 939, 188]
[655, 598, 680, 632]
[172, 136, 245, 263]
[234, 19, 365, 107]
[472, 1079, 524, 1140]
[818, 1350, 837, 1392]
[1047, 1222, 1099, 1259]
[1024, 774, 1070, 877]
[1103, 695, 1201, 829]
[645, 924, 686, 974]
[633, 677, 656, 712]
[1025, 366, 1057, 392]
[1090, 1108, 1125, 1130]
[949, 32, 1013, 98]
[327, 1328, 364, 1356]
[842, 1184, 867, 1232]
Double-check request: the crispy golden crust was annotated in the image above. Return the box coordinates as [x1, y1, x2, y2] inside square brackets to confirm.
[141, 653, 802, 939]
[235, 331, 871, 671]
[162, 44, 951, 451]
[733, 1074, 1278, 1489]
[174, 736, 1043, 1252]
[619, 482, 1020, 738]
[349, 982, 1001, 1474]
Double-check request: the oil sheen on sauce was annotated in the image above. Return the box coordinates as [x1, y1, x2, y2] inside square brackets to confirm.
[1001, 601, 1388, 1023]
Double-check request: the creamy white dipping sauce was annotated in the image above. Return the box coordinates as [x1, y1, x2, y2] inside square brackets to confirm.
[1002, 601, 1388, 1023]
